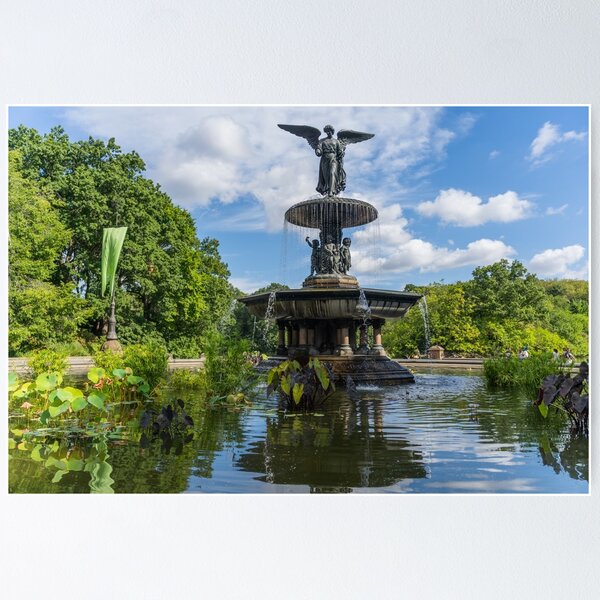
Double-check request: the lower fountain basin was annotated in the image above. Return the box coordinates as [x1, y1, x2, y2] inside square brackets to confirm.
[238, 287, 421, 321]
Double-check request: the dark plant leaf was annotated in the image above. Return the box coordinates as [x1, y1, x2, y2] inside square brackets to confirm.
[571, 393, 588, 415]
[558, 378, 575, 398]
[177, 398, 185, 409]
[157, 413, 170, 430]
[139, 411, 152, 429]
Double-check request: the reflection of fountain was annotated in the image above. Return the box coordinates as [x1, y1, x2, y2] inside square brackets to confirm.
[238, 125, 421, 384]
[418, 297, 431, 354]
[235, 397, 427, 489]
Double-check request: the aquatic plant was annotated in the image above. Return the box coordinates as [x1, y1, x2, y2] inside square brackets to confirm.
[123, 341, 168, 389]
[168, 368, 206, 391]
[200, 329, 258, 400]
[267, 357, 335, 411]
[8, 366, 152, 425]
[536, 362, 588, 435]
[483, 353, 564, 391]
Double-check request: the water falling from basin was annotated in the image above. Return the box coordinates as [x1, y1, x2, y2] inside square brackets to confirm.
[418, 296, 431, 354]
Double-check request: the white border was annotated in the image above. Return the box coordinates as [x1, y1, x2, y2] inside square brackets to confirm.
[1, 2, 598, 598]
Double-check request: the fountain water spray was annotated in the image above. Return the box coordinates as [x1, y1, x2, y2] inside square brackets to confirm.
[418, 296, 431, 354]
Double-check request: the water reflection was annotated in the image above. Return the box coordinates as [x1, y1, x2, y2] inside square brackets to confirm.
[8, 374, 589, 493]
[236, 396, 427, 490]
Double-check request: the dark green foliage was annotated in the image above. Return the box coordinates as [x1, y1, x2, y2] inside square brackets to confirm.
[168, 368, 207, 391]
[385, 260, 587, 359]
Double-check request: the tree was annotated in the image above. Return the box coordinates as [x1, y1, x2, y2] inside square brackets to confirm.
[8, 126, 234, 357]
[8, 150, 93, 354]
[467, 259, 547, 324]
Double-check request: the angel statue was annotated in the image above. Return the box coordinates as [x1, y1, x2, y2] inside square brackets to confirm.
[277, 124, 374, 196]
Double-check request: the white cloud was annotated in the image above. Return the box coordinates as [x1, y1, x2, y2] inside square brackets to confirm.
[528, 245, 587, 278]
[546, 203, 568, 216]
[528, 121, 586, 165]
[61, 106, 474, 232]
[349, 203, 515, 276]
[416, 189, 533, 226]
[489, 150, 500, 159]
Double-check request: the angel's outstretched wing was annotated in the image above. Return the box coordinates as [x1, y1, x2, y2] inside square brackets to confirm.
[277, 124, 322, 150]
[337, 130, 375, 148]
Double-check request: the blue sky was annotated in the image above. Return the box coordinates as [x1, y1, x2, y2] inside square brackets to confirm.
[9, 106, 589, 292]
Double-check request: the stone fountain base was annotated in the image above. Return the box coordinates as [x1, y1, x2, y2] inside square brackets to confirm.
[303, 273, 359, 289]
[256, 354, 415, 385]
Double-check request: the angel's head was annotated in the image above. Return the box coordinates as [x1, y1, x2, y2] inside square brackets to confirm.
[324, 124, 334, 136]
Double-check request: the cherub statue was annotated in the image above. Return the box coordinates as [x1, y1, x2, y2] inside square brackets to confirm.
[277, 124, 374, 196]
[340, 237, 352, 274]
[322, 235, 341, 274]
[305, 236, 321, 276]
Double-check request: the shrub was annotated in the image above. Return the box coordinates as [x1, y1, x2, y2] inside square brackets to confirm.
[123, 341, 169, 389]
[483, 353, 564, 392]
[168, 368, 206, 391]
[26, 348, 68, 378]
[201, 329, 257, 400]
[93, 349, 125, 375]
[50, 340, 90, 357]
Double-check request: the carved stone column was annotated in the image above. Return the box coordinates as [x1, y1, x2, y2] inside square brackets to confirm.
[298, 321, 308, 346]
[371, 318, 386, 356]
[339, 321, 353, 356]
[277, 320, 287, 356]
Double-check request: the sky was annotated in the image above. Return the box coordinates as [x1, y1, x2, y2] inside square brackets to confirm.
[8, 106, 589, 293]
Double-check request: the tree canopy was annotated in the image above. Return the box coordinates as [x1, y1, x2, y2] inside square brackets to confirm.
[9, 126, 234, 357]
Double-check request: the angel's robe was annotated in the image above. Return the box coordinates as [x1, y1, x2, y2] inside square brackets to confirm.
[316, 137, 346, 196]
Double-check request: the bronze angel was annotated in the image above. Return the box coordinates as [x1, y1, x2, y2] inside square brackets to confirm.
[278, 124, 374, 196]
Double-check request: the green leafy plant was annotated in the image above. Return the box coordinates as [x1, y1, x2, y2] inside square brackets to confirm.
[267, 357, 335, 411]
[26, 348, 68, 378]
[123, 341, 168, 389]
[483, 353, 564, 392]
[93, 349, 124, 374]
[201, 329, 257, 400]
[8, 366, 152, 426]
[168, 368, 206, 391]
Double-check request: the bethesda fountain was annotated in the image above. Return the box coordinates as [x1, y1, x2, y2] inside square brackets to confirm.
[238, 123, 421, 384]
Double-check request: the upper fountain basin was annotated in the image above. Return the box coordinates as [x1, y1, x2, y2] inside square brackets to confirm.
[238, 288, 421, 321]
[285, 196, 378, 229]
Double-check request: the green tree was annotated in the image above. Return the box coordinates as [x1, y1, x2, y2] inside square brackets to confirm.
[467, 259, 547, 324]
[9, 126, 234, 357]
[8, 150, 93, 355]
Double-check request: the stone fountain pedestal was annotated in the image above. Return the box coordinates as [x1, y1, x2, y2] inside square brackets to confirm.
[240, 287, 420, 385]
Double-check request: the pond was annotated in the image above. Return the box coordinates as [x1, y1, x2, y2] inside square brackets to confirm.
[8, 372, 589, 493]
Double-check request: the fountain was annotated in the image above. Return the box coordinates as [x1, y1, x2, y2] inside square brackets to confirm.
[238, 123, 421, 384]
